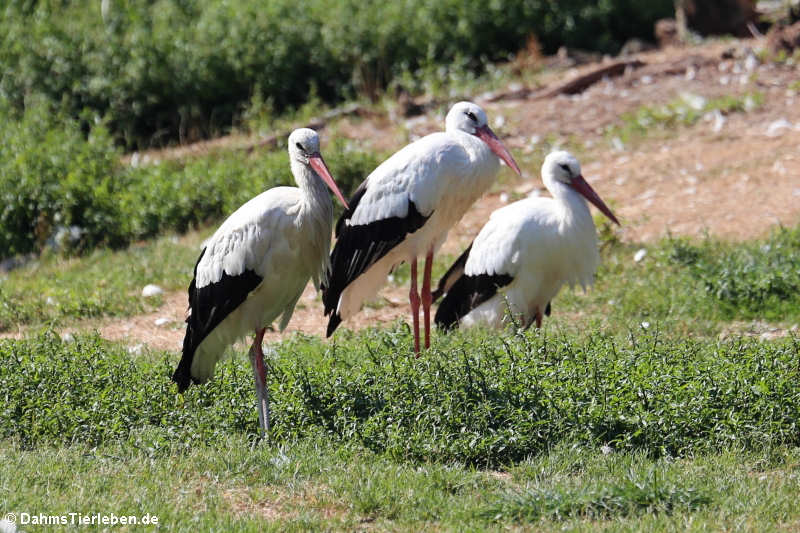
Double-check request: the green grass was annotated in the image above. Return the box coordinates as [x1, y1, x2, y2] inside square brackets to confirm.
[0, 232, 204, 332]
[555, 224, 800, 337]
[4, 329, 799, 460]
[3, 220, 800, 531]
[4, 440, 799, 531]
[1, 329, 799, 530]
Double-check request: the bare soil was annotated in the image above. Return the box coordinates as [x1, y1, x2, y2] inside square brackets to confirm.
[19, 38, 800, 350]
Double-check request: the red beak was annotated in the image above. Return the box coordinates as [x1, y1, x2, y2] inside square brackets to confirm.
[309, 154, 349, 209]
[569, 174, 620, 225]
[474, 125, 522, 177]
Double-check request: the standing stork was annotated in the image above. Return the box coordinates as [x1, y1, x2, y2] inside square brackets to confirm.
[322, 101, 521, 354]
[171, 128, 348, 437]
[434, 151, 619, 330]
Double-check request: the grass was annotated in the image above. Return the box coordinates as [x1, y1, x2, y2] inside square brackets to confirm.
[1, 328, 799, 530]
[3, 329, 799, 459]
[2, 213, 800, 530]
[3, 440, 799, 531]
[0, 232, 205, 332]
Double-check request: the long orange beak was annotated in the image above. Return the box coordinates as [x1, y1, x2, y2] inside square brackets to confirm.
[570, 174, 620, 225]
[309, 154, 349, 209]
[474, 125, 522, 177]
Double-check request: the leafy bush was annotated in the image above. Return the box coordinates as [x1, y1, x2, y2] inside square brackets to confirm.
[668, 227, 800, 319]
[0, 0, 673, 147]
[0, 97, 122, 255]
[0, 96, 378, 257]
[2, 328, 798, 465]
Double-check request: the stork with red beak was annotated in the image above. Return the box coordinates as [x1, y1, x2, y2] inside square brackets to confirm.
[434, 151, 619, 330]
[322, 101, 521, 354]
[172, 128, 348, 437]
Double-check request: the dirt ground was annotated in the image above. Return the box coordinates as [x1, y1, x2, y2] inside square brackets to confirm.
[13, 38, 800, 351]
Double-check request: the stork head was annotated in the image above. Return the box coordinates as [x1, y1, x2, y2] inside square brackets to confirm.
[445, 101, 521, 177]
[288, 128, 349, 208]
[543, 151, 620, 226]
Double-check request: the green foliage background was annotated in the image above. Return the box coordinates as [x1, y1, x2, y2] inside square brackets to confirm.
[0, 96, 378, 256]
[0, 0, 673, 147]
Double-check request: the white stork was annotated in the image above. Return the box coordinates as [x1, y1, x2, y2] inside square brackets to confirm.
[433, 151, 619, 330]
[322, 101, 521, 354]
[172, 128, 348, 437]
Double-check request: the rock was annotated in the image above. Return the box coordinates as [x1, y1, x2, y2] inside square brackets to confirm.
[61, 332, 75, 343]
[634, 249, 647, 263]
[744, 53, 759, 72]
[141, 284, 164, 297]
[681, 92, 706, 111]
[0, 518, 17, 533]
[128, 344, 145, 356]
[765, 118, 793, 137]
[154, 317, 170, 327]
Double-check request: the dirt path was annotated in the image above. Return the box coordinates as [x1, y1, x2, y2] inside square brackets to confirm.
[13, 38, 799, 351]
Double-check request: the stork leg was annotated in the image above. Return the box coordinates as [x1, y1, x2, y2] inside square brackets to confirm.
[409, 257, 421, 356]
[248, 327, 269, 438]
[534, 308, 543, 329]
[421, 248, 434, 350]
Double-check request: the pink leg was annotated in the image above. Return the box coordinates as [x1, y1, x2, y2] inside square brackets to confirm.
[248, 327, 269, 438]
[409, 257, 421, 356]
[534, 308, 543, 329]
[421, 249, 434, 350]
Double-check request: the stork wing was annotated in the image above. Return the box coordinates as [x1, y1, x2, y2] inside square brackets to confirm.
[172, 188, 300, 392]
[322, 135, 465, 329]
[433, 201, 529, 330]
[431, 243, 472, 302]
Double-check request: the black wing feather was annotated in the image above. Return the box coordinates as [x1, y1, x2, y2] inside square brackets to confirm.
[335, 179, 369, 237]
[434, 272, 514, 331]
[431, 242, 473, 302]
[172, 248, 263, 392]
[322, 188, 430, 336]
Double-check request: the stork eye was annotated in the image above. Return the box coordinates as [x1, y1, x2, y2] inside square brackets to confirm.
[295, 142, 305, 152]
[465, 111, 477, 122]
[559, 163, 570, 173]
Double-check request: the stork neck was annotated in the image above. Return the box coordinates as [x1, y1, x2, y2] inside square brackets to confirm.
[291, 159, 333, 215]
[548, 179, 593, 226]
[454, 130, 500, 179]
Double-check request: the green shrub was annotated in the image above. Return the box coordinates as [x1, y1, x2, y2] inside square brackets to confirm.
[0, 0, 674, 147]
[2, 328, 798, 464]
[0, 96, 379, 257]
[0, 97, 123, 255]
[667, 227, 800, 319]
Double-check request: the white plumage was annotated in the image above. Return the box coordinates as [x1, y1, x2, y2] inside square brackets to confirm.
[323, 101, 521, 353]
[172, 128, 348, 437]
[434, 151, 619, 330]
